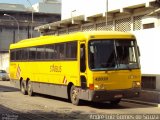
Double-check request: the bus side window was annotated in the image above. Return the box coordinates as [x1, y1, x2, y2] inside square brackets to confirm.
[29, 47, 36, 60]
[10, 50, 16, 61]
[80, 44, 86, 72]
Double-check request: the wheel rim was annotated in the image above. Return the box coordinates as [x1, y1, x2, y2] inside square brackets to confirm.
[21, 82, 25, 93]
[28, 84, 31, 94]
[28, 82, 32, 95]
[71, 88, 78, 102]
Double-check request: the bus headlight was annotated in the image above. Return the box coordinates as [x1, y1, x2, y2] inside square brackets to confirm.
[132, 81, 141, 88]
[94, 84, 105, 90]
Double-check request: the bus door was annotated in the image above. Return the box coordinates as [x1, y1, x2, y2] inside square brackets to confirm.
[80, 42, 87, 89]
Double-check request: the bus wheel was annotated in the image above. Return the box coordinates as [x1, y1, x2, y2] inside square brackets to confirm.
[110, 99, 121, 105]
[20, 81, 27, 95]
[70, 85, 79, 105]
[27, 81, 34, 96]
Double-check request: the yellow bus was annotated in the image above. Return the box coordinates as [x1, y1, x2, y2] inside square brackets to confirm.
[9, 31, 141, 105]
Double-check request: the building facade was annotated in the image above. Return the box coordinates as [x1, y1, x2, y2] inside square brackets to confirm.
[0, 2, 61, 71]
[33, 0, 61, 14]
[35, 0, 160, 99]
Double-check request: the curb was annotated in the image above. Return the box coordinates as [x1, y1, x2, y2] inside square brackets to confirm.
[122, 99, 160, 107]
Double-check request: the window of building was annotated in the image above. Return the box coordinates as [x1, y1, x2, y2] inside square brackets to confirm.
[142, 76, 156, 90]
[143, 23, 155, 29]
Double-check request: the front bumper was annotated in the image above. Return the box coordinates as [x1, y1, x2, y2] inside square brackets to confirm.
[89, 88, 141, 102]
[0, 76, 10, 81]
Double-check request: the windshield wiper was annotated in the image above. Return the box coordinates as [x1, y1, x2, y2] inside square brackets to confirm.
[126, 64, 132, 71]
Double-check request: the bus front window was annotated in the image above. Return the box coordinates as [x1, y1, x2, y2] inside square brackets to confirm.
[89, 39, 140, 71]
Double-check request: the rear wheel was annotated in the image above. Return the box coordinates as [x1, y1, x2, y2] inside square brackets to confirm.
[27, 81, 34, 96]
[20, 81, 27, 95]
[110, 99, 121, 105]
[70, 85, 80, 105]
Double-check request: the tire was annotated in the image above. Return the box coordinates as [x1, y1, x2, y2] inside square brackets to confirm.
[110, 99, 121, 105]
[27, 81, 34, 96]
[20, 80, 27, 95]
[70, 85, 80, 105]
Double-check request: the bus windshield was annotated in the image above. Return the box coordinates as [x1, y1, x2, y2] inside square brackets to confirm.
[89, 39, 140, 71]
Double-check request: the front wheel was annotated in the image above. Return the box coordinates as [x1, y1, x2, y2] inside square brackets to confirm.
[27, 81, 34, 96]
[70, 85, 80, 105]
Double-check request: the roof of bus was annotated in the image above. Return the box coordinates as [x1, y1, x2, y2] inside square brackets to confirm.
[10, 31, 135, 49]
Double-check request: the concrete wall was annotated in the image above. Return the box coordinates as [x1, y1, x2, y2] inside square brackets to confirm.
[0, 28, 40, 52]
[0, 3, 27, 11]
[0, 53, 9, 72]
[0, 29, 14, 51]
[142, 16, 160, 27]
[33, 2, 61, 14]
[133, 27, 160, 75]
[62, 0, 153, 20]
[0, 2, 61, 15]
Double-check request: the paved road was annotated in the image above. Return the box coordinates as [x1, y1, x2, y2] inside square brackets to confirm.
[0, 81, 160, 120]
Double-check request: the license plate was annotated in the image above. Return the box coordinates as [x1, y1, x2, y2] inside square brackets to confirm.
[114, 94, 123, 98]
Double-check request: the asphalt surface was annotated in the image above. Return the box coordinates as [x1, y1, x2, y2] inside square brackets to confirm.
[0, 81, 160, 120]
